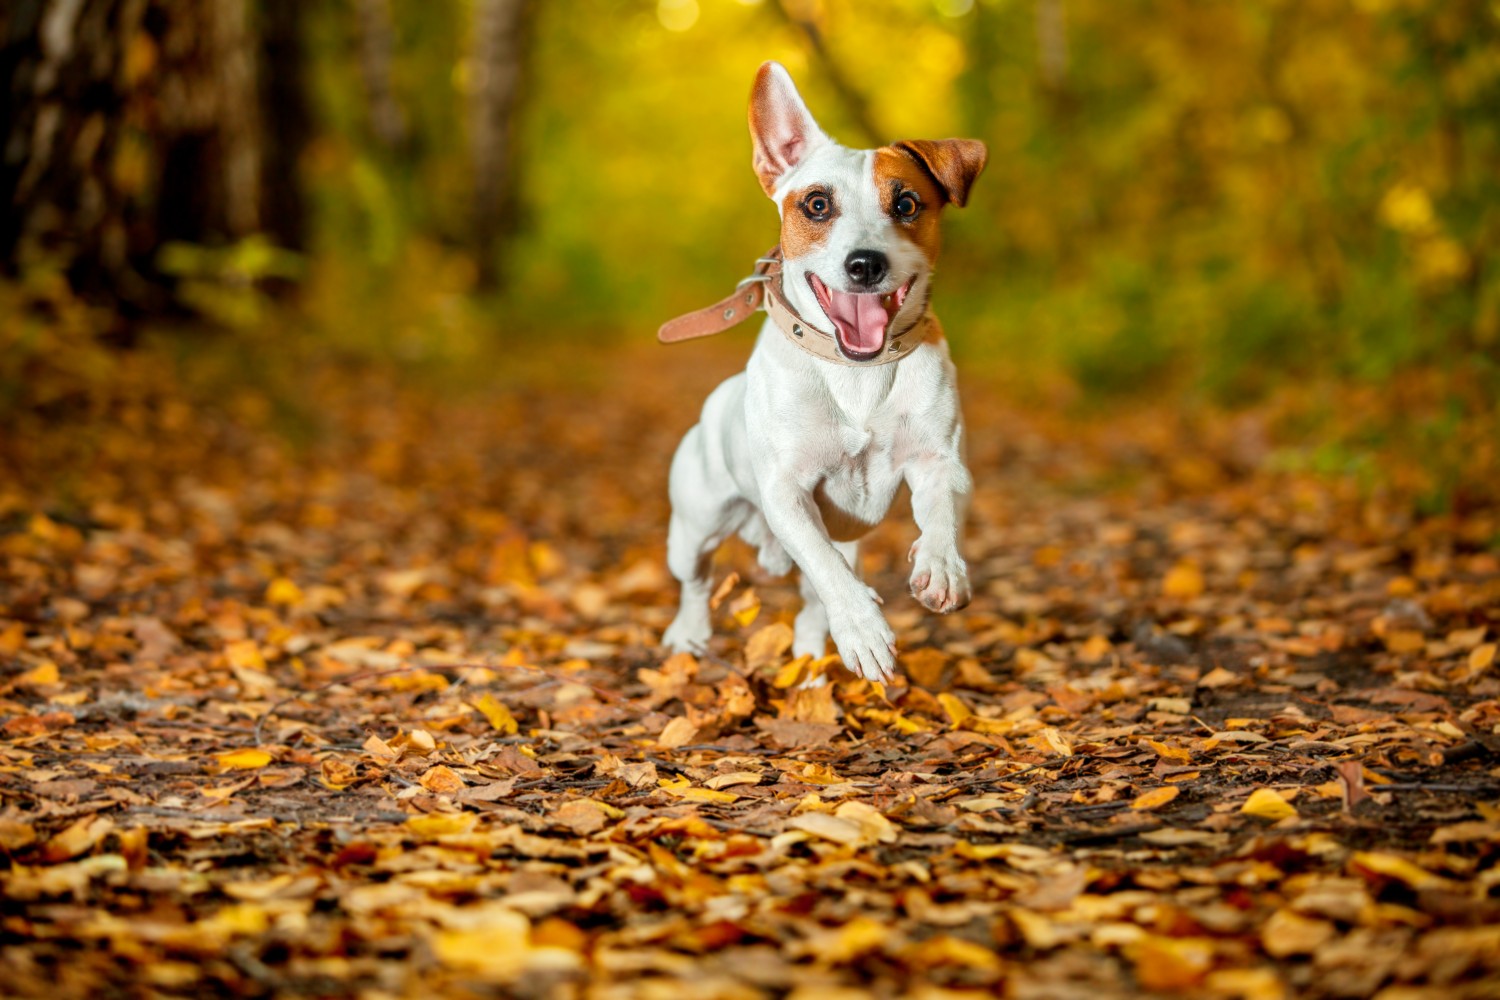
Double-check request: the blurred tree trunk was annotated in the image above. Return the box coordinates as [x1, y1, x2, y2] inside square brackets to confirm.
[355, 0, 408, 154]
[2, 0, 149, 305]
[2, 0, 307, 313]
[470, 0, 532, 291]
[1036, 0, 1068, 91]
[259, 0, 311, 256]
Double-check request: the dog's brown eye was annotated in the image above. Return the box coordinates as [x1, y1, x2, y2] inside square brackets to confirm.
[894, 192, 921, 219]
[802, 193, 832, 220]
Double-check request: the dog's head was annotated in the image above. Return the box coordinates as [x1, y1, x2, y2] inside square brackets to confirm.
[748, 62, 986, 363]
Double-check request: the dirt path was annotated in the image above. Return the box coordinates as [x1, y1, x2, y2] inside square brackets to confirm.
[2, 343, 1498, 998]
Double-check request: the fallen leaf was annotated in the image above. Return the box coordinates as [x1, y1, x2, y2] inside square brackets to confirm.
[1241, 788, 1298, 821]
[1131, 786, 1180, 811]
[656, 716, 699, 749]
[217, 748, 273, 771]
[472, 694, 519, 734]
[419, 765, 466, 794]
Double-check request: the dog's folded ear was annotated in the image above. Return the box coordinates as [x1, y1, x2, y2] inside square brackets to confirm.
[749, 62, 829, 197]
[895, 139, 989, 208]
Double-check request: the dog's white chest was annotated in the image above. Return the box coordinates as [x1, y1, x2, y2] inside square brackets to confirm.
[812, 412, 907, 541]
[838, 424, 872, 456]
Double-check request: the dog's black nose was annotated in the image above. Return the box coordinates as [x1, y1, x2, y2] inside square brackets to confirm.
[844, 249, 888, 288]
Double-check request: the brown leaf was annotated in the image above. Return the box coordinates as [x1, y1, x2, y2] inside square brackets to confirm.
[656, 716, 699, 748]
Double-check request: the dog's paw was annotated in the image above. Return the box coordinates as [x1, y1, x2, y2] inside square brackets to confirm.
[829, 602, 897, 682]
[662, 614, 712, 655]
[909, 543, 971, 614]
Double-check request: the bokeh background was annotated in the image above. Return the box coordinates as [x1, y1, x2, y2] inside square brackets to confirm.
[3, 0, 1498, 510]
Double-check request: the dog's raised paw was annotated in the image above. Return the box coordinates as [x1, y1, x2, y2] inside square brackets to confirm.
[910, 548, 971, 614]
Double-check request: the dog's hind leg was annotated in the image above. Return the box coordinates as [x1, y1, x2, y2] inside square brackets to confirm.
[662, 511, 723, 655]
[662, 426, 740, 655]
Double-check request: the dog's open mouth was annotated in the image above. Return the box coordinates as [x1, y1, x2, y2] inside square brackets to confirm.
[807, 274, 914, 361]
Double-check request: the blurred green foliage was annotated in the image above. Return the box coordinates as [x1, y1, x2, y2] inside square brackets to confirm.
[294, 1, 1497, 407]
[7, 0, 1494, 509]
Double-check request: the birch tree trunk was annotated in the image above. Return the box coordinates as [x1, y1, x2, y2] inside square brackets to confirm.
[469, 0, 532, 291]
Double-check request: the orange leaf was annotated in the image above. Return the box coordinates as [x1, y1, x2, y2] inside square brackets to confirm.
[1131, 786, 1180, 811]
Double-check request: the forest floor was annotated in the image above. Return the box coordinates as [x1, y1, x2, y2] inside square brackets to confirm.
[2, 335, 1499, 999]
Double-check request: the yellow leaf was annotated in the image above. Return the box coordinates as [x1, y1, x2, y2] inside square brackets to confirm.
[264, 577, 304, 606]
[905, 934, 1003, 970]
[825, 916, 888, 960]
[745, 622, 793, 671]
[954, 841, 1008, 861]
[224, 639, 266, 671]
[1383, 630, 1425, 654]
[406, 812, 477, 839]
[432, 908, 531, 978]
[472, 694, 518, 735]
[41, 815, 113, 862]
[0, 818, 38, 851]
[1349, 851, 1453, 890]
[1130, 936, 1215, 991]
[217, 749, 273, 771]
[1203, 968, 1285, 1000]
[1144, 738, 1193, 763]
[891, 712, 933, 734]
[1470, 643, 1496, 673]
[657, 775, 738, 803]
[797, 763, 846, 785]
[1162, 562, 1205, 599]
[1078, 634, 1112, 663]
[938, 692, 972, 726]
[727, 589, 760, 628]
[1131, 786, 1180, 811]
[18, 661, 60, 686]
[772, 655, 813, 688]
[1241, 788, 1297, 821]
[1033, 726, 1072, 757]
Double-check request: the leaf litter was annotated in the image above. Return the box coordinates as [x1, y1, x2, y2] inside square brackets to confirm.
[1, 341, 1498, 998]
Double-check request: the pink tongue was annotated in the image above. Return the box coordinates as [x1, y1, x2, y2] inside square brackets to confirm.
[825, 289, 889, 353]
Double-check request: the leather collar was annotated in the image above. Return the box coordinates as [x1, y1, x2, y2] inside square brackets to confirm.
[658, 246, 929, 367]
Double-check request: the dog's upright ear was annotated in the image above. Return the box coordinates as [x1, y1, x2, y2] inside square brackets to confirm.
[895, 139, 988, 208]
[749, 62, 828, 197]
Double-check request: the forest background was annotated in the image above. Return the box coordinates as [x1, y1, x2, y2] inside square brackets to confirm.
[3, 0, 1499, 512]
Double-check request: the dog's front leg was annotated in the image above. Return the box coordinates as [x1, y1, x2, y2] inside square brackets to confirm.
[759, 479, 897, 681]
[906, 452, 973, 614]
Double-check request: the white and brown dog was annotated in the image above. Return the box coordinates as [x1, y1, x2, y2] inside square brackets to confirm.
[659, 61, 987, 682]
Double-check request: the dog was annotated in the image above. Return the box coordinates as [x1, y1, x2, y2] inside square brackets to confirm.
[658, 61, 987, 682]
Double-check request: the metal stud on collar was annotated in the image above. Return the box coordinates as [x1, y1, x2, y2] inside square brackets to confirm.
[792, 324, 803, 338]
[723, 307, 735, 320]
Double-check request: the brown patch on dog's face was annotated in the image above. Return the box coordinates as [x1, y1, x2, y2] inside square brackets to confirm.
[779, 185, 839, 259]
[873, 147, 947, 264]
